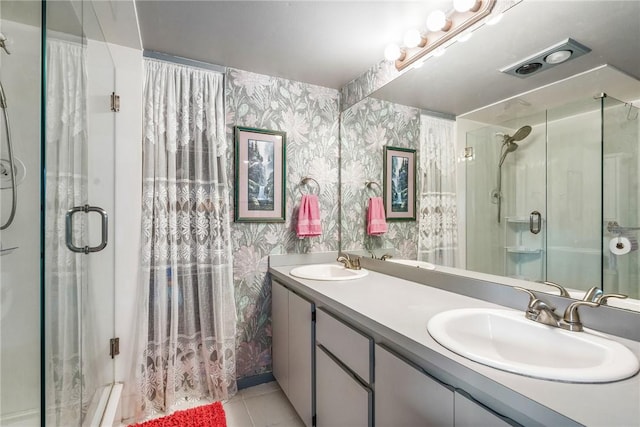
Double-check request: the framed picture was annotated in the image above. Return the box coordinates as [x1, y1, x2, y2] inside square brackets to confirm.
[234, 126, 286, 222]
[383, 146, 416, 221]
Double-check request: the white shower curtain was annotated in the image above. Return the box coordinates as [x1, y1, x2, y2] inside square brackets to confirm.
[418, 115, 458, 266]
[133, 59, 236, 418]
[44, 39, 93, 425]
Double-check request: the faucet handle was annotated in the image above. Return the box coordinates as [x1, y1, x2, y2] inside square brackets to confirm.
[514, 286, 535, 300]
[380, 253, 393, 260]
[583, 286, 603, 302]
[562, 300, 600, 332]
[542, 281, 570, 297]
[514, 287, 541, 309]
[596, 293, 628, 305]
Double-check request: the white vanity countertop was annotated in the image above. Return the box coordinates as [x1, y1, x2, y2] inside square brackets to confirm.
[270, 264, 640, 427]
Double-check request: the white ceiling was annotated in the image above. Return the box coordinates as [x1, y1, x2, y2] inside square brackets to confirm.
[19, 0, 638, 116]
[134, 0, 640, 116]
[135, 0, 451, 89]
[372, 0, 640, 116]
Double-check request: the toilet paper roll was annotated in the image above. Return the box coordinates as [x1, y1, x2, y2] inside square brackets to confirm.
[610, 237, 632, 255]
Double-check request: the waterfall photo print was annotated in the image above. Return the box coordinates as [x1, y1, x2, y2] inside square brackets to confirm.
[234, 126, 286, 222]
[383, 146, 416, 220]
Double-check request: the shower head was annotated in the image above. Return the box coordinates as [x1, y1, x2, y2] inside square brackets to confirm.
[498, 125, 531, 167]
[503, 125, 532, 144]
[0, 33, 10, 55]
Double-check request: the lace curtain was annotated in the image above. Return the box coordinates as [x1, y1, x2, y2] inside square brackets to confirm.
[44, 39, 94, 425]
[418, 115, 458, 266]
[133, 59, 236, 419]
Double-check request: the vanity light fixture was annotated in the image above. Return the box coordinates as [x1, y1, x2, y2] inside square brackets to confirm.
[392, 0, 498, 71]
[403, 28, 425, 49]
[500, 38, 591, 78]
[426, 10, 451, 32]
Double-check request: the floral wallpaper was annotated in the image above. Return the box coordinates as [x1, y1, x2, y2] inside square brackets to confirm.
[340, 96, 421, 258]
[340, 60, 405, 111]
[225, 68, 341, 379]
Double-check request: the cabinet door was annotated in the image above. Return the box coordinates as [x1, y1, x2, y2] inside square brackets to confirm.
[288, 291, 314, 427]
[454, 391, 517, 427]
[271, 280, 289, 395]
[316, 345, 371, 427]
[375, 344, 454, 427]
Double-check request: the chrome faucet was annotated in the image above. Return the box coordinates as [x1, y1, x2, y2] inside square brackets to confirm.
[595, 292, 628, 305]
[541, 281, 570, 297]
[583, 286, 604, 302]
[380, 253, 393, 261]
[337, 254, 361, 270]
[515, 287, 600, 332]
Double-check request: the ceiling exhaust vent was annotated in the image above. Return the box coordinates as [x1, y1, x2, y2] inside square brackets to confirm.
[500, 38, 591, 78]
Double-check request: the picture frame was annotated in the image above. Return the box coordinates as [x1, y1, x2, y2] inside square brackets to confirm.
[383, 146, 416, 221]
[234, 126, 286, 222]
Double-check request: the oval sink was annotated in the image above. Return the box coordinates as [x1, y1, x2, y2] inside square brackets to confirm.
[289, 264, 369, 281]
[427, 308, 639, 383]
[386, 259, 436, 270]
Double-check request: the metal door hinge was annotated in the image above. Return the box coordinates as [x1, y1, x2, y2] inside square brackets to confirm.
[110, 337, 120, 358]
[464, 146, 474, 159]
[111, 92, 120, 112]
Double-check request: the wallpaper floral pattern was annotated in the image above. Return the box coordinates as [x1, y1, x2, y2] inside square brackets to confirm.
[340, 60, 405, 111]
[225, 69, 340, 379]
[340, 97, 421, 258]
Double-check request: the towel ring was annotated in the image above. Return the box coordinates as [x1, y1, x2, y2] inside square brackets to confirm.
[365, 180, 382, 195]
[299, 176, 320, 195]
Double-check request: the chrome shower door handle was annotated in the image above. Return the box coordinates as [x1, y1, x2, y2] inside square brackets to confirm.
[65, 204, 108, 254]
[530, 210, 542, 234]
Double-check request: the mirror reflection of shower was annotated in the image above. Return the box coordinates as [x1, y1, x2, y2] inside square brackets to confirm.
[491, 125, 532, 222]
[0, 31, 18, 230]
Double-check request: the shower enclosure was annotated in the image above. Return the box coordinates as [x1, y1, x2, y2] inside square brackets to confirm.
[1, 0, 117, 425]
[465, 94, 640, 298]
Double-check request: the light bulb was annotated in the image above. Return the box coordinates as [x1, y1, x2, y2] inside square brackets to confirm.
[384, 43, 402, 61]
[544, 50, 572, 64]
[403, 29, 422, 49]
[453, 0, 481, 13]
[427, 10, 450, 32]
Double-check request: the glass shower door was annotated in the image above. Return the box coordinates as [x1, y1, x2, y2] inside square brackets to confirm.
[465, 116, 546, 281]
[0, 1, 43, 425]
[45, 0, 116, 425]
[546, 98, 603, 291]
[602, 98, 639, 299]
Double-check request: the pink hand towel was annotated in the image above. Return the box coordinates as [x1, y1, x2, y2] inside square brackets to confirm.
[297, 194, 322, 238]
[367, 197, 388, 235]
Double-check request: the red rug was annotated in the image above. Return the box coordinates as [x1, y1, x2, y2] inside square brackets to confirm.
[129, 401, 226, 427]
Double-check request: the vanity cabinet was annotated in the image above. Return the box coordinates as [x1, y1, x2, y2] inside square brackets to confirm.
[374, 344, 454, 426]
[315, 308, 373, 427]
[454, 391, 518, 427]
[271, 280, 314, 427]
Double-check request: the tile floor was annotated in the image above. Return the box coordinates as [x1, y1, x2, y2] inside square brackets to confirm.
[223, 381, 305, 427]
[120, 381, 302, 427]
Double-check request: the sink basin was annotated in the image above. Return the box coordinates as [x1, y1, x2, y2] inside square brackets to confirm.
[386, 259, 436, 270]
[289, 264, 369, 281]
[427, 308, 639, 383]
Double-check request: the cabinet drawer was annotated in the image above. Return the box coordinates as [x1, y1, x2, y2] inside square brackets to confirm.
[375, 344, 454, 427]
[316, 309, 372, 384]
[316, 345, 371, 427]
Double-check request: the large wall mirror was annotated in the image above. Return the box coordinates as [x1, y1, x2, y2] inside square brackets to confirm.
[340, 0, 640, 312]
